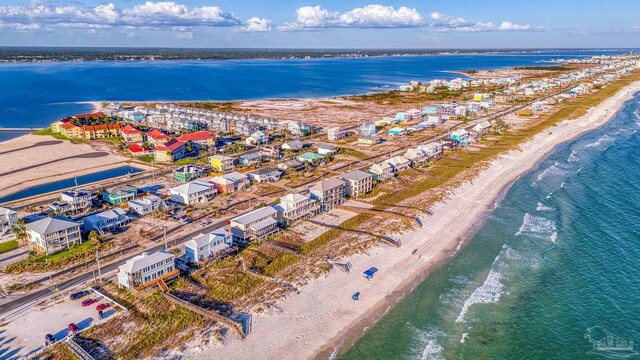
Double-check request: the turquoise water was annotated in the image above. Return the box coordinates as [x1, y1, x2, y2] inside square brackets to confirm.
[0, 166, 142, 203]
[339, 94, 640, 359]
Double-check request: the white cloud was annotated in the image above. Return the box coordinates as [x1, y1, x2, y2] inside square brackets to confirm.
[430, 11, 531, 32]
[498, 21, 530, 31]
[237, 17, 272, 32]
[0, 1, 245, 32]
[280, 5, 424, 30]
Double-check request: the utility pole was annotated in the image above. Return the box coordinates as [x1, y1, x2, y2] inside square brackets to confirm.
[96, 250, 102, 282]
[163, 226, 168, 250]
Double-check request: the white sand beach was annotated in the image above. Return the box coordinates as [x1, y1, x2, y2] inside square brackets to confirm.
[185, 81, 640, 360]
[0, 134, 138, 201]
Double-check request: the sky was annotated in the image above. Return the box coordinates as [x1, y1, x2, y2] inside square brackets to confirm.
[0, 0, 639, 48]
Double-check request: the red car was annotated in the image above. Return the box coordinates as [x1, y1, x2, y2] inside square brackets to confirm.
[81, 298, 96, 307]
[68, 323, 79, 333]
[96, 303, 111, 311]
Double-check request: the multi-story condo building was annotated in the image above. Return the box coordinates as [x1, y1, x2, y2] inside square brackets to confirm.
[230, 206, 280, 245]
[310, 178, 347, 211]
[340, 170, 374, 199]
[117, 250, 176, 289]
[26, 216, 82, 255]
[276, 193, 321, 226]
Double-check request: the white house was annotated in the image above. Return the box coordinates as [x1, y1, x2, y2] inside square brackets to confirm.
[0, 207, 18, 242]
[310, 178, 346, 211]
[184, 228, 233, 264]
[317, 145, 336, 156]
[473, 121, 492, 135]
[82, 209, 129, 235]
[128, 195, 166, 216]
[230, 206, 280, 245]
[117, 250, 176, 289]
[384, 156, 412, 173]
[248, 167, 282, 183]
[275, 193, 321, 226]
[169, 181, 217, 205]
[26, 216, 82, 255]
[49, 189, 94, 215]
[369, 162, 395, 181]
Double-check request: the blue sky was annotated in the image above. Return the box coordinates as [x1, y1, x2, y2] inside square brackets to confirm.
[0, 0, 639, 48]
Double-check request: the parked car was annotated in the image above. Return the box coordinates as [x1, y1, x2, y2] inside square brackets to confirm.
[179, 217, 190, 224]
[81, 298, 96, 307]
[69, 290, 89, 300]
[96, 303, 111, 311]
[68, 323, 79, 334]
[45, 334, 56, 343]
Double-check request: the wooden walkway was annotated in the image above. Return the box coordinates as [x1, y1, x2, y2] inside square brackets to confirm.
[335, 205, 421, 226]
[160, 289, 246, 340]
[134, 269, 180, 291]
[64, 338, 95, 360]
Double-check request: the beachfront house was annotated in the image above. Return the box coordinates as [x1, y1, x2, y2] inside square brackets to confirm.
[281, 140, 303, 151]
[450, 130, 470, 147]
[419, 142, 444, 160]
[174, 165, 206, 183]
[384, 156, 412, 173]
[248, 167, 283, 183]
[209, 155, 236, 174]
[128, 195, 166, 217]
[26, 216, 82, 255]
[0, 207, 18, 242]
[274, 193, 321, 226]
[169, 181, 216, 205]
[404, 148, 429, 167]
[184, 228, 233, 264]
[82, 208, 129, 235]
[369, 162, 395, 182]
[473, 121, 492, 136]
[102, 185, 138, 205]
[340, 170, 374, 199]
[154, 139, 187, 162]
[230, 206, 280, 245]
[117, 250, 177, 289]
[288, 122, 311, 137]
[49, 189, 94, 216]
[310, 178, 346, 211]
[328, 127, 346, 141]
[260, 146, 281, 160]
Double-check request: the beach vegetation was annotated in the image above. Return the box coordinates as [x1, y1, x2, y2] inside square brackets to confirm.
[0, 240, 19, 254]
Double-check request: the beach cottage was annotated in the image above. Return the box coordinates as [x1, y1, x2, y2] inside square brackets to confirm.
[117, 250, 176, 289]
[26, 216, 82, 255]
[184, 229, 233, 264]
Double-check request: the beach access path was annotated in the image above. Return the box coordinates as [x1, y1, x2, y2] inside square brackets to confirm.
[184, 81, 640, 360]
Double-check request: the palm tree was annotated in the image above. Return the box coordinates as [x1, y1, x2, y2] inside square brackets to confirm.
[13, 218, 28, 249]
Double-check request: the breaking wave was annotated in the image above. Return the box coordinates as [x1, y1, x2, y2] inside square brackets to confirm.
[516, 213, 558, 242]
[409, 326, 445, 360]
[584, 134, 614, 149]
[536, 202, 554, 212]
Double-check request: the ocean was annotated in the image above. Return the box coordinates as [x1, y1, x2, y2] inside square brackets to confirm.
[338, 93, 640, 359]
[0, 49, 632, 144]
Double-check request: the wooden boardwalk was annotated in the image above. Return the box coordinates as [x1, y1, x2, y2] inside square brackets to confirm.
[335, 205, 421, 226]
[64, 338, 95, 360]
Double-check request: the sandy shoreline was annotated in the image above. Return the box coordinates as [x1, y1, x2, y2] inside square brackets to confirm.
[182, 81, 640, 360]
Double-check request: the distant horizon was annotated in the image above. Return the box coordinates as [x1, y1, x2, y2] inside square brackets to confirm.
[1, 46, 638, 51]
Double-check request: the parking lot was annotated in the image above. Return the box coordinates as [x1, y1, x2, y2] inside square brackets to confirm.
[0, 288, 121, 359]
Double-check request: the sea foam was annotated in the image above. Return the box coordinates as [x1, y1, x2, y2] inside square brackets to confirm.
[536, 202, 554, 212]
[516, 213, 557, 241]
